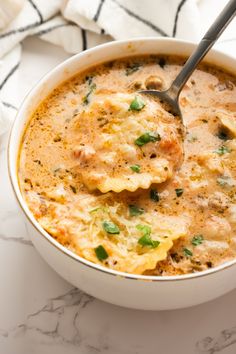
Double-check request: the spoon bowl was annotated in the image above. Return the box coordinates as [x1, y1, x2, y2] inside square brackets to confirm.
[139, 88, 182, 118]
[139, 87, 185, 139]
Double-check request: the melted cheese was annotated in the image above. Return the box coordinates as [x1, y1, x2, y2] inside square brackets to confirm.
[30, 195, 190, 274]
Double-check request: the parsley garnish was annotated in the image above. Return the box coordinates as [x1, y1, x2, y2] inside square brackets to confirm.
[175, 188, 184, 197]
[95, 245, 108, 261]
[83, 82, 96, 105]
[136, 224, 160, 248]
[102, 221, 120, 234]
[214, 146, 231, 155]
[217, 177, 227, 186]
[130, 164, 141, 173]
[187, 135, 198, 143]
[89, 207, 102, 214]
[150, 189, 160, 202]
[129, 205, 145, 216]
[217, 176, 233, 187]
[135, 132, 161, 146]
[191, 234, 204, 246]
[183, 248, 193, 257]
[125, 63, 141, 76]
[129, 96, 145, 111]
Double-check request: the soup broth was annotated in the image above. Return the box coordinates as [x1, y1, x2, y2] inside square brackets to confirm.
[18, 55, 236, 275]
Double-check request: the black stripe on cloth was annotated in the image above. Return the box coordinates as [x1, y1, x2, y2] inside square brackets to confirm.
[93, 0, 106, 22]
[0, 14, 57, 40]
[111, 0, 168, 36]
[0, 62, 20, 91]
[81, 29, 87, 50]
[0, 22, 41, 39]
[28, 0, 43, 24]
[2, 101, 18, 110]
[34, 22, 77, 36]
[172, 0, 187, 37]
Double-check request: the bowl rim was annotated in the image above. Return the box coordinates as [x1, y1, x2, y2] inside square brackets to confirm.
[8, 36, 236, 282]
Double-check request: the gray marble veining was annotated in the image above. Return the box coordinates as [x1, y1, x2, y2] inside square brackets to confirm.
[0, 233, 33, 246]
[0, 288, 94, 345]
[196, 327, 236, 353]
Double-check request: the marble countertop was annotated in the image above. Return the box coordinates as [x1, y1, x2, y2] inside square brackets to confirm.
[1, 2, 236, 353]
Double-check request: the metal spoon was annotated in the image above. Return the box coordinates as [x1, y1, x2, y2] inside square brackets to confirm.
[140, 0, 236, 125]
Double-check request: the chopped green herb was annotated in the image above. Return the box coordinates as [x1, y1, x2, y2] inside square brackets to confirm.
[102, 221, 120, 234]
[138, 234, 160, 248]
[150, 189, 160, 202]
[217, 175, 233, 187]
[95, 245, 108, 261]
[214, 145, 231, 155]
[83, 83, 96, 105]
[129, 205, 145, 216]
[125, 63, 141, 76]
[191, 234, 204, 246]
[136, 224, 151, 236]
[130, 164, 141, 173]
[89, 207, 102, 214]
[183, 248, 193, 257]
[69, 185, 77, 194]
[129, 96, 145, 111]
[175, 188, 184, 197]
[187, 135, 198, 143]
[135, 132, 161, 146]
[217, 177, 227, 186]
[136, 224, 160, 248]
[89, 206, 108, 214]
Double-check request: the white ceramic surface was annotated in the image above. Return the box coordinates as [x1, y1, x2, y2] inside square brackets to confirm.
[8, 37, 236, 310]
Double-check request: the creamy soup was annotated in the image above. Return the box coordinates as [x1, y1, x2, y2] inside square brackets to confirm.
[18, 55, 236, 275]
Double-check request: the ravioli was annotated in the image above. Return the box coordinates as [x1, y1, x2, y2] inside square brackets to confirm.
[31, 194, 190, 274]
[71, 93, 183, 193]
[85, 206, 190, 274]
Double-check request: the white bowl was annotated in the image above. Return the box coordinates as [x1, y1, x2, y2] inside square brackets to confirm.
[8, 38, 236, 310]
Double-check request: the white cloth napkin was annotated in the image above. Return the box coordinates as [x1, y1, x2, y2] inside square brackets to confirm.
[0, 0, 235, 135]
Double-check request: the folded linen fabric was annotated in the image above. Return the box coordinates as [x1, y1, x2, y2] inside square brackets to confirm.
[0, 0, 234, 135]
[0, 0, 25, 29]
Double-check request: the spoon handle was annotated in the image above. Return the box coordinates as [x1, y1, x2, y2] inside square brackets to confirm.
[169, 0, 236, 99]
